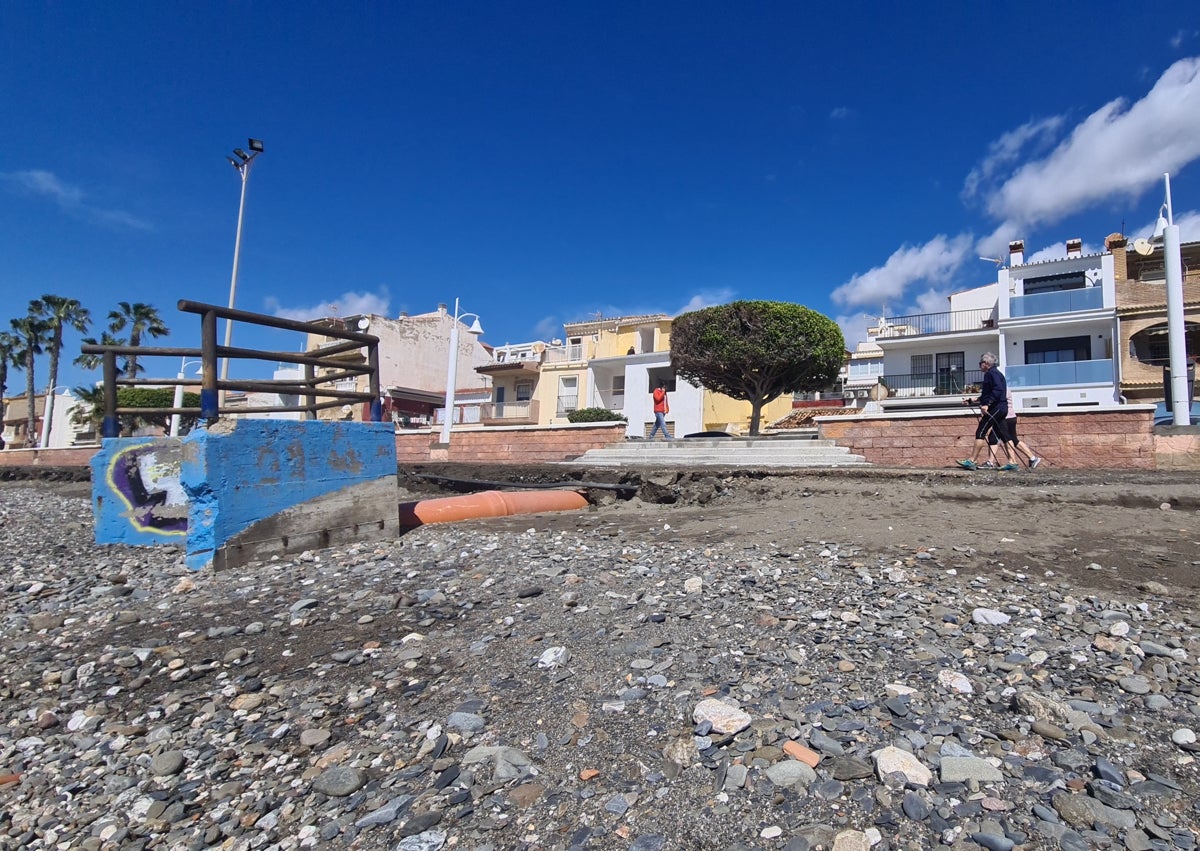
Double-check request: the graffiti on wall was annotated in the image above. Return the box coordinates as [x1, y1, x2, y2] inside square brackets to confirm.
[104, 441, 188, 536]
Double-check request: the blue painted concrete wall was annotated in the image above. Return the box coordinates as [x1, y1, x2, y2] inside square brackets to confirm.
[91, 437, 189, 546]
[180, 420, 397, 570]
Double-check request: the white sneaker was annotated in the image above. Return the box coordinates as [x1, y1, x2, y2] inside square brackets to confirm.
[1029, 457, 1042, 469]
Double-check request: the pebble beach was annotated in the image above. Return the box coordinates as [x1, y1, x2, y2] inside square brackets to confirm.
[2, 483, 1199, 851]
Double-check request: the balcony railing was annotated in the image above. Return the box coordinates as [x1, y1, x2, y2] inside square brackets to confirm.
[479, 400, 540, 422]
[1007, 359, 1114, 388]
[1010, 286, 1104, 318]
[556, 394, 578, 415]
[877, 308, 996, 338]
[880, 369, 985, 398]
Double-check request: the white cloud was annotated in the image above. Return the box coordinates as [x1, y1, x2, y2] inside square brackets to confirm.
[835, 310, 878, 348]
[962, 117, 1063, 201]
[532, 315, 560, 341]
[974, 57, 1200, 233]
[1, 169, 84, 205]
[1024, 239, 1104, 264]
[0, 168, 151, 231]
[1175, 209, 1200, 242]
[830, 106, 853, 120]
[674, 288, 736, 315]
[264, 288, 391, 321]
[1171, 30, 1198, 51]
[831, 234, 974, 309]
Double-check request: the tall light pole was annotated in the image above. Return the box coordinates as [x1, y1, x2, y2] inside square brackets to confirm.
[220, 137, 264, 392]
[1153, 173, 1191, 426]
[38, 387, 71, 449]
[170, 358, 203, 437]
[439, 298, 484, 445]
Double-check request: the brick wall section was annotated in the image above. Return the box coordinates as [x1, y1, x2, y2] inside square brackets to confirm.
[0, 447, 100, 467]
[1156, 432, 1200, 471]
[817, 409, 1159, 469]
[396, 424, 627, 464]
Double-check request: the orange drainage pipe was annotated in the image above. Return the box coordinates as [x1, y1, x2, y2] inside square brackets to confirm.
[0, 773, 19, 786]
[398, 489, 589, 527]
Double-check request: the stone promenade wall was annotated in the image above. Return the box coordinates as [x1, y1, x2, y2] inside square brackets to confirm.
[0, 446, 100, 467]
[396, 423, 628, 464]
[817, 408, 1165, 469]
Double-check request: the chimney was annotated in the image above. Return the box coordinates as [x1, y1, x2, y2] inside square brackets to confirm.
[1066, 238, 1082, 258]
[1008, 240, 1025, 266]
[1104, 232, 1127, 282]
[438, 303, 448, 314]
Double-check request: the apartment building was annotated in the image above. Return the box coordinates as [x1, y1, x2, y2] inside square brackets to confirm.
[305, 304, 492, 427]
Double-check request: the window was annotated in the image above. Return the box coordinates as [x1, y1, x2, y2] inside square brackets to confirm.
[910, 354, 933, 377]
[1023, 271, 1086, 296]
[515, 381, 532, 402]
[611, 376, 625, 408]
[1026, 336, 1090, 364]
[567, 337, 583, 362]
[557, 376, 578, 414]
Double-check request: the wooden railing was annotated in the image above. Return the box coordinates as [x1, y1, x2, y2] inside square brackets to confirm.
[80, 300, 381, 438]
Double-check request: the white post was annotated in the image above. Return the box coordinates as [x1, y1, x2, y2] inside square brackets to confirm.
[39, 391, 54, 448]
[440, 299, 461, 444]
[169, 368, 186, 437]
[1162, 174, 1190, 426]
[220, 166, 251, 389]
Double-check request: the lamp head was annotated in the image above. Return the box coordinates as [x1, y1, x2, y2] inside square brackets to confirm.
[247, 138, 264, 153]
[233, 148, 249, 161]
[1151, 208, 1169, 243]
[467, 318, 484, 335]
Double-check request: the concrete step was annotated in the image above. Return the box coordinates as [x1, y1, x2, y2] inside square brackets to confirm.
[566, 437, 869, 467]
[617, 437, 841, 450]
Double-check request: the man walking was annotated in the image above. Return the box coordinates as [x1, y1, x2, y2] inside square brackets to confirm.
[650, 380, 673, 440]
[957, 353, 1011, 470]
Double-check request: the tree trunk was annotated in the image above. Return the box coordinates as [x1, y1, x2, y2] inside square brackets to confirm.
[24, 350, 36, 447]
[748, 399, 764, 436]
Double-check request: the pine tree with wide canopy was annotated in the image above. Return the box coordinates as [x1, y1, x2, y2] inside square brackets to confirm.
[670, 300, 844, 436]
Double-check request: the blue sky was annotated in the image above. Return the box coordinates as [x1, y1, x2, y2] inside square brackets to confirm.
[3, 2, 1200, 393]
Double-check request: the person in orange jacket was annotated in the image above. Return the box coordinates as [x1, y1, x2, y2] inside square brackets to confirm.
[650, 380, 674, 440]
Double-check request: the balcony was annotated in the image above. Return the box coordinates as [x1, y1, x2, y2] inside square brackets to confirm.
[543, 345, 584, 364]
[1010, 286, 1103, 318]
[880, 369, 985, 398]
[1007, 359, 1114, 388]
[876, 308, 996, 339]
[479, 399, 540, 425]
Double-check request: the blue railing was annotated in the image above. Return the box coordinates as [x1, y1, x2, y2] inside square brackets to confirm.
[1007, 359, 1114, 388]
[1010, 286, 1104, 318]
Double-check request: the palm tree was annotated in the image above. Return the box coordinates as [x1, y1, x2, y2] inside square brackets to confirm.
[75, 330, 127, 371]
[0, 330, 20, 446]
[32, 295, 91, 447]
[70, 384, 105, 437]
[106, 301, 169, 378]
[11, 308, 50, 446]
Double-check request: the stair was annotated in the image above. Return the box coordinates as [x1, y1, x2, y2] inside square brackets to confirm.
[563, 432, 869, 468]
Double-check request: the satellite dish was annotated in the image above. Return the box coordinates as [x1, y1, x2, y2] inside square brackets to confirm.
[1132, 239, 1154, 256]
[357, 316, 371, 330]
[341, 404, 353, 416]
[531, 341, 546, 354]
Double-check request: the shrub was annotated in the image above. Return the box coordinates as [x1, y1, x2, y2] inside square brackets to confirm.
[567, 407, 627, 423]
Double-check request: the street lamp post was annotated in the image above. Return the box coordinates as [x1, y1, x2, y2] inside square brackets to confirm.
[1154, 173, 1191, 426]
[220, 138, 264, 394]
[38, 387, 71, 449]
[439, 298, 485, 445]
[170, 358, 204, 437]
